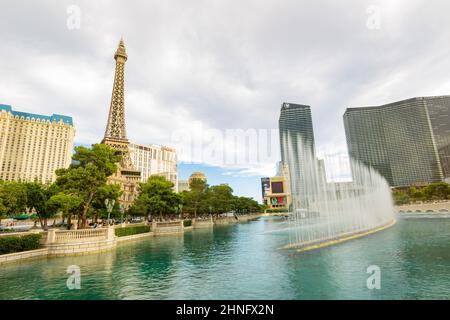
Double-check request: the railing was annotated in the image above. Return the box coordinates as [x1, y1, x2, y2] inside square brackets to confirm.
[46, 228, 111, 244]
[155, 221, 182, 228]
[152, 220, 183, 234]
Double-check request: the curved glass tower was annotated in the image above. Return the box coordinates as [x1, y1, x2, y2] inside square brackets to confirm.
[344, 96, 450, 187]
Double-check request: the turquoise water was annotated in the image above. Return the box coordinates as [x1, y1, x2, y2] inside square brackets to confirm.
[1, 216, 450, 300]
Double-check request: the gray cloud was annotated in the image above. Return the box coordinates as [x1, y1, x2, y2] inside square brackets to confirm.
[1, 0, 450, 176]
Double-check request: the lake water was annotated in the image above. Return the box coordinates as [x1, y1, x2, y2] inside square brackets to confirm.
[1, 216, 450, 300]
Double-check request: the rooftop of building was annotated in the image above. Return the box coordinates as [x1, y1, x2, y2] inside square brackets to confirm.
[129, 142, 176, 152]
[189, 171, 206, 181]
[0, 104, 74, 126]
[280, 102, 311, 111]
[344, 95, 450, 114]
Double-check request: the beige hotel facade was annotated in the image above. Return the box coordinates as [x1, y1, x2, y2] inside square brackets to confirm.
[0, 104, 75, 183]
[129, 143, 178, 191]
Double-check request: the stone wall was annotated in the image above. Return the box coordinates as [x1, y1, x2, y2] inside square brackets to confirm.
[396, 201, 450, 213]
[152, 221, 184, 235]
[116, 231, 154, 243]
[0, 248, 49, 265]
[44, 227, 116, 257]
[193, 217, 214, 228]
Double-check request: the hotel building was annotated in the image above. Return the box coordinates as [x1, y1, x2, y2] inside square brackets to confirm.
[261, 175, 291, 210]
[129, 143, 178, 190]
[279, 102, 316, 208]
[261, 162, 291, 210]
[0, 104, 75, 182]
[177, 180, 190, 193]
[344, 96, 450, 187]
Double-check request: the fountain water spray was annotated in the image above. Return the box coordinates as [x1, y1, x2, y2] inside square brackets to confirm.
[282, 133, 395, 250]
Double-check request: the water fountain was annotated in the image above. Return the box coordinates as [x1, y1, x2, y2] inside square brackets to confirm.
[281, 133, 395, 251]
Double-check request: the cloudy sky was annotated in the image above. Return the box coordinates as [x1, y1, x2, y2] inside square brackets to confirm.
[1, 0, 450, 201]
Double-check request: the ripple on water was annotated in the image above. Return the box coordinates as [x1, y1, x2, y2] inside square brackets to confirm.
[1, 218, 450, 299]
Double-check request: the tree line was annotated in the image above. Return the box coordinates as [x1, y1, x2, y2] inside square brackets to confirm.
[0, 144, 263, 229]
[392, 182, 450, 205]
[0, 144, 122, 229]
[130, 175, 262, 220]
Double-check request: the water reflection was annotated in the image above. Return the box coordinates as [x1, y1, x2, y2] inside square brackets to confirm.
[1, 217, 450, 299]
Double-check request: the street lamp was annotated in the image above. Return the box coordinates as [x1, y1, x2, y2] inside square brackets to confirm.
[105, 199, 115, 226]
[120, 204, 125, 225]
[178, 204, 183, 219]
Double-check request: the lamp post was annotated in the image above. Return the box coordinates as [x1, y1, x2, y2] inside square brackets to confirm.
[120, 204, 125, 225]
[105, 199, 115, 227]
[178, 204, 183, 220]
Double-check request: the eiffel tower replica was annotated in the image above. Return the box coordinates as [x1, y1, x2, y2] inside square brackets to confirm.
[102, 38, 141, 208]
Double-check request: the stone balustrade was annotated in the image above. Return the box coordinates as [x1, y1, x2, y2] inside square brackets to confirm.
[193, 217, 214, 228]
[47, 228, 109, 244]
[44, 227, 116, 256]
[152, 220, 184, 235]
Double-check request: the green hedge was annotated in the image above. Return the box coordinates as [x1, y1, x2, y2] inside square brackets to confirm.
[115, 225, 151, 237]
[183, 219, 192, 227]
[265, 208, 289, 213]
[0, 234, 42, 255]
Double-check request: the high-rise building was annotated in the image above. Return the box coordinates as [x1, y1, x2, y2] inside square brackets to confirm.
[279, 103, 316, 162]
[177, 180, 190, 193]
[343, 96, 450, 187]
[0, 104, 75, 182]
[425, 96, 450, 179]
[278, 103, 316, 208]
[101, 38, 141, 208]
[129, 143, 178, 190]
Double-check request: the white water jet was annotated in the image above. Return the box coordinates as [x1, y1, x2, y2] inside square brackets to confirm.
[282, 133, 395, 249]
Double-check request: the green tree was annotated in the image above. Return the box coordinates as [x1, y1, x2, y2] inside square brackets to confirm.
[208, 184, 234, 216]
[393, 191, 410, 205]
[25, 182, 59, 230]
[90, 184, 123, 223]
[0, 181, 27, 217]
[131, 176, 181, 220]
[55, 144, 120, 229]
[231, 196, 260, 214]
[423, 182, 450, 200]
[407, 187, 417, 198]
[182, 179, 209, 218]
[0, 198, 7, 225]
[46, 193, 83, 229]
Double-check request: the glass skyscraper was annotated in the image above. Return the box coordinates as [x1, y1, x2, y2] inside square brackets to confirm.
[279, 103, 316, 208]
[425, 96, 450, 179]
[343, 96, 450, 187]
[279, 103, 315, 161]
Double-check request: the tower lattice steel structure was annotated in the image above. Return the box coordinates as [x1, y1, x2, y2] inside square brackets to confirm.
[102, 38, 141, 208]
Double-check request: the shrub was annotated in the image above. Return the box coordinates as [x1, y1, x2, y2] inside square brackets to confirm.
[266, 208, 289, 213]
[183, 219, 192, 227]
[115, 225, 151, 237]
[0, 234, 42, 255]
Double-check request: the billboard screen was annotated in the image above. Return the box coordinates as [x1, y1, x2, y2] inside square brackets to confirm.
[261, 177, 270, 199]
[270, 196, 286, 205]
[271, 181, 284, 194]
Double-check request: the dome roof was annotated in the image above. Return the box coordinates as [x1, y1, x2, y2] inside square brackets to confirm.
[189, 171, 206, 181]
